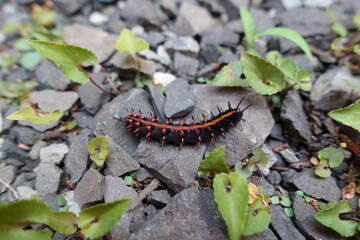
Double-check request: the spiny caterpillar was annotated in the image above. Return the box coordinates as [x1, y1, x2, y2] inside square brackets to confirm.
[122, 97, 250, 149]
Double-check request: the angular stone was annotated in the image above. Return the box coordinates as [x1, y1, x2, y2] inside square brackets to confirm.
[132, 140, 206, 192]
[147, 189, 172, 208]
[292, 168, 341, 201]
[53, 0, 89, 15]
[0, 165, 16, 192]
[136, 167, 154, 182]
[164, 79, 196, 118]
[109, 51, 156, 76]
[74, 168, 104, 208]
[63, 191, 81, 215]
[63, 24, 117, 63]
[91, 89, 153, 155]
[279, 148, 300, 164]
[147, 84, 166, 119]
[72, 111, 94, 128]
[201, 29, 239, 47]
[17, 186, 38, 200]
[29, 140, 47, 160]
[0, 138, 28, 160]
[164, 37, 200, 57]
[130, 189, 227, 239]
[64, 129, 92, 183]
[174, 52, 199, 79]
[35, 163, 63, 196]
[242, 228, 278, 240]
[39, 143, 69, 165]
[104, 136, 140, 177]
[35, 60, 70, 90]
[9, 126, 44, 146]
[171, 15, 196, 36]
[152, 72, 176, 87]
[122, 0, 167, 26]
[259, 144, 278, 176]
[280, 90, 312, 144]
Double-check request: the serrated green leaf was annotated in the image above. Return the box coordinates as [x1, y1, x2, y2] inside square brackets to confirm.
[294, 69, 312, 91]
[270, 196, 280, 204]
[78, 199, 131, 239]
[115, 28, 149, 54]
[19, 51, 43, 69]
[265, 51, 280, 65]
[254, 27, 314, 63]
[211, 61, 249, 87]
[27, 40, 97, 83]
[280, 195, 291, 207]
[241, 51, 285, 95]
[0, 229, 53, 240]
[124, 176, 133, 185]
[277, 57, 298, 79]
[353, 11, 360, 29]
[47, 211, 77, 235]
[315, 200, 357, 237]
[57, 195, 67, 207]
[243, 198, 271, 236]
[0, 199, 51, 229]
[318, 147, 344, 168]
[198, 146, 230, 175]
[7, 104, 62, 124]
[328, 99, 360, 132]
[214, 172, 249, 240]
[284, 207, 294, 218]
[239, 8, 255, 47]
[315, 161, 331, 178]
[88, 136, 109, 167]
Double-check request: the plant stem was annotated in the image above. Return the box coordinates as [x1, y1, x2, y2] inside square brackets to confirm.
[106, 76, 120, 95]
[0, 177, 19, 199]
[130, 53, 141, 89]
[89, 76, 115, 98]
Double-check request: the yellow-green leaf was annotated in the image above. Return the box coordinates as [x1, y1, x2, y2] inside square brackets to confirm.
[198, 146, 230, 175]
[294, 69, 312, 91]
[88, 136, 109, 167]
[354, 12, 360, 29]
[47, 211, 77, 235]
[115, 28, 149, 54]
[0, 229, 53, 240]
[6, 104, 62, 124]
[243, 198, 271, 236]
[27, 40, 97, 83]
[328, 99, 360, 132]
[212, 61, 249, 87]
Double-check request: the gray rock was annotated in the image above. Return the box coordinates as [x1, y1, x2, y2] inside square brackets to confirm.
[130, 189, 227, 240]
[2, 106, 16, 132]
[0, 138, 28, 160]
[147, 84, 166, 119]
[29, 140, 47, 160]
[266, 171, 281, 185]
[190, 85, 274, 166]
[147, 189, 172, 208]
[292, 193, 345, 240]
[143, 31, 165, 48]
[91, 88, 153, 155]
[292, 168, 341, 201]
[110, 52, 156, 76]
[218, 50, 239, 65]
[6, 68, 29, 83]
[310, 67, 360, 111]
[178, 1, 217, 34]
[53, 0, 89, 15]
[43, 193, 61, 211]
[19, 90, 79, 132]
[201, 29, 239, 47]
[143, 204, 158, 217]
[72, 111, 93, 128]
[74, 168, 104, 208]
[9, 126, 44, 146]
[122, 0, 167, 26]
[242, 228, 278, 240]
[0, 165, 16, 193]
[171, 15, 196, 36]
[258, 177, 275, 197]
[0, 110, 3, 134]
[259, 144, 278, 176]
[174, 52, 199, 79]
[280, 8, 331, 37]
[288, 54, 315, 73]
[35, 60, 70, 90]
[225, 19, 243, 33]
[157, 46, 171, 66]
[17, 186, 38, 199]
[64, 128, 92, 183]
[304, 0, 333, 8]
[104, 136, 140, 177]
[132, 140, 206, 192]
[164, 79, 196, 118]
[270, 123, 286, 141]
[79, 72, 111, 114]
[280, 0, 302, 10]
[160, 0, 177, 16]
[138, 49, 159, 62]
[271, 204, 306, 240]
[153, 71, 176, 86]
[35, 163, 63, 196]
[136, 167, 154, 182]
[279, 148, 300, 164]
[63, 24, 117, 63]
[280, 90, 312, 144]
[39, 143, 69, 165]
[164, 37, 200, 58]
[62, 191, 81, 215]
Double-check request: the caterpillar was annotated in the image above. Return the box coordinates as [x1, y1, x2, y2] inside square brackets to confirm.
[122, 97, 250, 149]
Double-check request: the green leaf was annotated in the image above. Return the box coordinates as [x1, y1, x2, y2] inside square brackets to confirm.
[277, 57, 298, 79]
[0, 80, 37, 100]
[315, 200, 357, 237]
[128, 170, 138, 177]
[14, 38, 33, 51]
[243, 198, 271, 236]
[354, 12, 360, 29]
[0, 229, 53, 240]
[57, 195, 67, 207]
[241, 51, 285, 95]
[7, 104, 62, 124]
[284, 207, 294, 218]
[344, 80, 360, 94]
[213, 172, 249, 240]
[27, 40, 97, 83]
[237, 148, 268, 178]
[31, 8, 58, 27]
[20, 24, 63, 43]
[254, 27, 314, 63]
[271, 95, 282, 108]
[318, 147, 344, 168]
[296, 190, 304, 197]
[280, 195, 291, 207]
[0, 199, 51, 229]
[294, 69, 312, 91]
[135, 75, 153, 88]
[304, 196, 311, 203]
[78, 199, 131, 239]
[88, 136, 109, 167]
[211, 61, 249, 87]
[59, 119, 78, 131]
[198, 146, 230, 175]
[115, 28, 149, 54]
[353, 44, 360, 55]
[239, 8, 255, 47]
[47, 211, 77, 235]
[326, 8, 348, 37]
[270, 196, 280, 204]
[328, 99, 360, 132]
[315, 161, 331, 178]
[19, 52, 43, 69]
[124, 176, 133, 185]
[196, 77, 211, 83]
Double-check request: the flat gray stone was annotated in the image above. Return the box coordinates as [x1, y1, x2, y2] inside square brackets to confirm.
[9, 126, 44, 146]
[201, 29, 239, 47]
[53, 0, 89, 15]
[0, 165, 16, 193]
[35, 163, 63, 196]
[64, 129, 92, 183]
[104, 136, 140, 177]
[0, 138, 28, 160]
[242, 228, 278, 240]
[147, 84, 166, 119]
[132, 140, 206, 192]
[292, 168, 341, 201]
[29, 140, 47, 160]
[259, 144, 278, 176]
[74, 168, 104, 208]
[136, 167, 154, 182]
[174, 52, 199, 79]
[35, 60, 70, 90]
[279, 148, 300, 164]
[164, 36, 200, 57]
[39, 143, 69, 164]
[63, 191, 81, 215]
[122, 0, 167, 26]
[109, 51, 156, 76]
[147, 189, 172, 208]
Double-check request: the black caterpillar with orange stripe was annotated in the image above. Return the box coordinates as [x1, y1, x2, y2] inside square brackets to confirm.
[122, 97, 250, 149]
